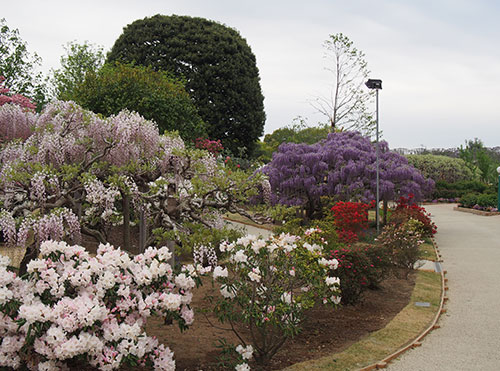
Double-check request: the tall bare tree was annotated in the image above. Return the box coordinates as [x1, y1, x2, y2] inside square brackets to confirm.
[312, 33, 375, 136]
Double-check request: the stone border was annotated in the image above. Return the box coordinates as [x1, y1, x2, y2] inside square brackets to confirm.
[453, 206, 500, 216]
[359, 236, 448, 370]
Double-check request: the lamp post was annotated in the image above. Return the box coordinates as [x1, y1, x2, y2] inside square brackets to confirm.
[497, 166, 500, 212]
[365, 79, 382, 233]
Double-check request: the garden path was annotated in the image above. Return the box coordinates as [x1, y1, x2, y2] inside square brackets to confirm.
[224, 219, 273, 239]
[388, 203, 500, 371]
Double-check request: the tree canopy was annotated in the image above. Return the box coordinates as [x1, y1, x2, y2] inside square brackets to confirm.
[107, 14, 266, 157]
[50, 41, 105, 101]
[311, 33, 374, 136]
[256, 118, 330, 163]
[71, 62, 207, 142]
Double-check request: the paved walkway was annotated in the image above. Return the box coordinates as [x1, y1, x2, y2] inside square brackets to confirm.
[224, 219, 273, 239]
[388, 204, 500, 371]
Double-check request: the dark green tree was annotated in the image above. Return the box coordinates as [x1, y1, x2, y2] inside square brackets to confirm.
[0, 18, 47, 110]
[107, 14, 266, 157]
[72, 62, 207, 141]
[50, 41, 105, 101]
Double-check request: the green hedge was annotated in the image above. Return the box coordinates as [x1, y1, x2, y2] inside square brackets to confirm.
[459, 192, 498, 208]
[433, 180, 495, 199]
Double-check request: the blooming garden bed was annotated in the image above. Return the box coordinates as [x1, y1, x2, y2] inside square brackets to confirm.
[453, 206, 500, 216]
[145, 272, 416, 370]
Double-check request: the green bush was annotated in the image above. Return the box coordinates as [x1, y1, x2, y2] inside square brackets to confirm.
[459, 192, 497, 208]
[328, 244, 391, 305]
[406, 154, 475, 183]
[72, 62, 207, 142]
[433, 180, 493, 200]
[378, 219, 425, 278]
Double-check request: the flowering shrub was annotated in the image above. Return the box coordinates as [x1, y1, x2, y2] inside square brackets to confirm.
[0, 76, 36, 111]
[0, 240, 200, 370]
[195, 137, 224, 156]
[211, 232, 340, 365]
[0, 77, 37, 142]
[389, 194, 437, 237]
[0, 101, 265, 273]
[378, 219, 425, 277]
[329, 244, 389, 304]
[331, 200, 374, 243]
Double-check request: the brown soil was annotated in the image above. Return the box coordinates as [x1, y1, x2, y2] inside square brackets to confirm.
[147, 273, 416, 370]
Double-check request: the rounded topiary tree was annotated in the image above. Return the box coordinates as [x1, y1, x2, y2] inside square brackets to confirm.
[71, 62, 207, 142]
[406, 154, 475, 183]
[107, 14, 266, 157]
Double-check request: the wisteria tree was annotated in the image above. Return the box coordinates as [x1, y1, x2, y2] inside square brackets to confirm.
[0, 76, 37, 143]
[263, 131, 434, 218]
[0, 101, 264, 274]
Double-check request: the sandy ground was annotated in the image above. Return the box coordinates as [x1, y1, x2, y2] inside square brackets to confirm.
[387, 204, 500, 371]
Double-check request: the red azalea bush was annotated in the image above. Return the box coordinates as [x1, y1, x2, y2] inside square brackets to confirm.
[329, 244, 390, 305]
[389, 194, 437, 237]
[331, 200, 375, 243]
[195, 137, 224, 156]
[0, 76, 36, 111]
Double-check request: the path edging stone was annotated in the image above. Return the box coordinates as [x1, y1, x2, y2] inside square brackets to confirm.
[359, 236, 448, 370]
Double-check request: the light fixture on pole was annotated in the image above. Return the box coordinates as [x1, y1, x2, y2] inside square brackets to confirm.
[365, 79, 382, 234]
[497, 166, 500, 212]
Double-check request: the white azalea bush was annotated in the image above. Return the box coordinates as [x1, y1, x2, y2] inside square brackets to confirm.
[211, 232, 341, 366]
[0, 240, 200, 370]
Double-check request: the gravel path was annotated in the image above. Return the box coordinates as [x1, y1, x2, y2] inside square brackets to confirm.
[388, 204, 500, 371]
[224, 219, 273, 239]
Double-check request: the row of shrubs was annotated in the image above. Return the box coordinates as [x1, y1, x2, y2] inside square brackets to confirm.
[432, 180, 496, 200]
[459, 193, 498, 210]
[273, 195, 436, 305]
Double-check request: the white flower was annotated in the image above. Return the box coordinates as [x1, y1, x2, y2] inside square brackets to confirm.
[280, 292, 292, 304]
[231, 250, 248, 264]
[175, 273, 195, 290]
[289, 269, 295, 277]
[0, 287, 13, 305]
[235, 363, 251, 371]
[319, 258, 339, 270]
[248, 267, 261, 282]
[0, 255, 11, 268]
[267, 243, 278, 254]
[213, 266, 228, 280]
[159, 293, 182, 310]
[236, 344, 254, 360]
[220, 284, 236, 299]
[237, 235, 257, 247]
[250, 239, 266, 253]
[331, 295, 342, 304]
[325, 276, 340, 286]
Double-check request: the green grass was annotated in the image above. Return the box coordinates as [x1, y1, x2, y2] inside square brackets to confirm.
[419, 238, 438, 261]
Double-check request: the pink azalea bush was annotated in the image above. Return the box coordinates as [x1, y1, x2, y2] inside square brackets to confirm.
[0, 240, 200, 370]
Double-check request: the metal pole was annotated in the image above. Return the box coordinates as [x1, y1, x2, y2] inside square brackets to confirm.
[497, 173, 500, 212]
[376, 89, 380, 234]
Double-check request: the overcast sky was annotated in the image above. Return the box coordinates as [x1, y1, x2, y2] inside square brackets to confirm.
[3, 0, 500, 149]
